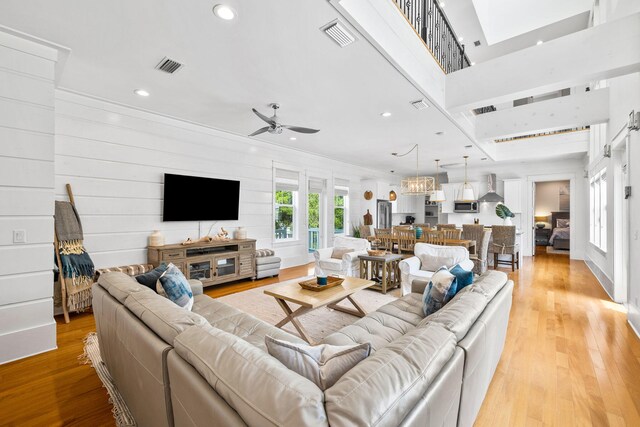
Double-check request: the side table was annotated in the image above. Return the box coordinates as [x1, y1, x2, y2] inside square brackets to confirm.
[358, 253, 403, 294]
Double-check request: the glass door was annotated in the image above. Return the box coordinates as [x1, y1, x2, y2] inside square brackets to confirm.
[308, 177, 327, 253]
[187, 258, 212, 281]
[214, 255, 238, 279]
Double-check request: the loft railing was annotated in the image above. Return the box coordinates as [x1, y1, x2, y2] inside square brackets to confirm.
[394, 0, 471, 74]
[494, 126, 591, 143]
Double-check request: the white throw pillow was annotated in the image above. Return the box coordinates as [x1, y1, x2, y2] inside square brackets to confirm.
[331, 247, 354, 260]
[265, 336, 370, 390]
[419, 253, 457, 272]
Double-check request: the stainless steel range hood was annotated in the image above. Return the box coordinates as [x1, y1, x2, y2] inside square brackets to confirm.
[477, 174, 504, 203]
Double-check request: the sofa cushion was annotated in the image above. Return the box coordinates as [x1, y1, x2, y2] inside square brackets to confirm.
[98, 271, 155, 304]
[470, 270, 508, 300]
[318, 258, 343, 271]
[174, 324, 328, 427]
[124, 290, 208, 344]
[419, 290, 489, 341]
[376, 293, 425, 326]
[135, 264, 168, 291]
[331, 247, 354, 259]
[325, 323, 456, 427]
[265, 336, 370, 390]
[321, 312, 414, 352]
[255, 256, 281, 266]
[423, 267, 457, 316]
[157, 263, 194, 311]
[192, 295, 305, 352]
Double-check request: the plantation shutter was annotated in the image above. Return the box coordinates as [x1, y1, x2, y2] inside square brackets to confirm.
[275, 168, 299, 192]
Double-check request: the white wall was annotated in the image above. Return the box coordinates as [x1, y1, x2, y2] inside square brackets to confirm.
[444, 157, 587, 259]
[534, 180, 570, 227]
[0, 32, 58, 364]
[54, 91, 389, 270]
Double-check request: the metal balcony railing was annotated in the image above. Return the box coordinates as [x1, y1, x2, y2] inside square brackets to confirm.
[394, 0, 471, 73]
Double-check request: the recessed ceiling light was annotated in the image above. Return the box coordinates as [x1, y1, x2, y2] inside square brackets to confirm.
[537, 40, 544, 45]
[133, 89, 150, 97]
[471, 62, 476, 66]
[381, 112, 392, 117]
[439, 2, 445, 7]
[458, 36, 464, 42]
[289, 137, 297, 141]
[213, 4, 236, 20]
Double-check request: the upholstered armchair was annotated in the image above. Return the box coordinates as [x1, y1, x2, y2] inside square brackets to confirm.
[313, 236, 371, 277]
[398, 243, 474, 295]
[463, 224, 492, 275]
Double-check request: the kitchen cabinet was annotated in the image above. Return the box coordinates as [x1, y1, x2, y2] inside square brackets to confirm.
[392, 193, 417, 214]
[503, 179, 523, 213]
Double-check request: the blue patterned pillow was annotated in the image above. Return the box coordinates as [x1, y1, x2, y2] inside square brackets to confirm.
[135, 263, 168, 291]
[422, 266, 458, 316]
[158, 263, 193, 310]
[449, 264, 474, 296]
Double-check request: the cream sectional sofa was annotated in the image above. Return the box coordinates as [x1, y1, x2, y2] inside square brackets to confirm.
[92, 269, 513, 427]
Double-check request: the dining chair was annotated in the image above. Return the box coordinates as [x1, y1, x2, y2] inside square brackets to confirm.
[374, 228, 393, 252]
[463, 224, 490, 274]
[396, 229, 416, 254]
[359, 225, 372, 239]
[442, 228, 462, 240]
[492, 225, 519, 271]
[423, 230, 445, 245]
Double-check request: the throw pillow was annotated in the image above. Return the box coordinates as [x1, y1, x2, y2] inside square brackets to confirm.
[449, 264, 474, 293]
[265, 336, 370, 390]
[331, 247, 354, 260]
[422, 266, 457, 316]
[557, 219, 570, 228]
[419, 253, 456, 272]
[135, 263, 168, 291]
[157, 263, 194, 311]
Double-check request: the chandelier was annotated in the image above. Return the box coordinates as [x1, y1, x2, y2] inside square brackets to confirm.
[392, 144, 434, 196]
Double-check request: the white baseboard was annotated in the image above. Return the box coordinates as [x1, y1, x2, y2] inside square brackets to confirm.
[0, 321, 57, 365]
[628, 319, 640, 340]
[583, 256, 615, 301]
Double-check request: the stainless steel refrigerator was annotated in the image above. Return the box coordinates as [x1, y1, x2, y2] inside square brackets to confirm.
[377, 199, 392, 229]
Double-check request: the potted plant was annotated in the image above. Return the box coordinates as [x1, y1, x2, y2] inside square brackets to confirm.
[495, 203, 515, 226]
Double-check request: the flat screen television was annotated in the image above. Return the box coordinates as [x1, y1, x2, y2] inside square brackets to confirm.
[163, 173, 240, 221]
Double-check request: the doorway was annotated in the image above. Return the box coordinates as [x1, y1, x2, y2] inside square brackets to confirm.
[307, 177, 327, 254]
[613, 133, 630, 303]
[533, 180, 571, 256]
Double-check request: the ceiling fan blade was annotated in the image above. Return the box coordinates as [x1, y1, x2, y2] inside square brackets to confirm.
[252, 108, 275, 125]
[283, 125, 320, 134]
[248, 126, 270, 137]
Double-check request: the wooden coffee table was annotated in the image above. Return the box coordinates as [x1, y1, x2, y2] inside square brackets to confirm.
[264, 276, 375, 344]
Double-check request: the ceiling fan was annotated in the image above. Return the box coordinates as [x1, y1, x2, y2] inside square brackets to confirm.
[249, 103, 320, 137]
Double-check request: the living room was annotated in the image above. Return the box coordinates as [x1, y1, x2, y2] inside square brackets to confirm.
[1, 0, 640, 426]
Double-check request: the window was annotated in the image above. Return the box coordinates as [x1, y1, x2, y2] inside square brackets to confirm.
[590, 168, 607, 251]
[274, 168, 299, 241]
[334, 179, 349, 235]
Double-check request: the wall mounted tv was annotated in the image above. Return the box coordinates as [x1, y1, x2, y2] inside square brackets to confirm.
[163, 173, 240, 221]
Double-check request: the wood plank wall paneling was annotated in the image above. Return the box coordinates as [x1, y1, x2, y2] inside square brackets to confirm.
[0, 31, 57, 364]
[54, 90, 379, 270]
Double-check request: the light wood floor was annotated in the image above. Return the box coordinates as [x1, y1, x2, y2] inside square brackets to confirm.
[1, 252, 639, 426]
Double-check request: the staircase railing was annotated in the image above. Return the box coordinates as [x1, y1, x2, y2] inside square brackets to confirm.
[394, 0, 470, 74]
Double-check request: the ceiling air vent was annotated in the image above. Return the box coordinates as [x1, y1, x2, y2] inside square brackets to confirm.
[322, 21, 356, 47]
[155, 57, 184, 74]
[473, 40, 481, 47]
[411, 99, 430, 110]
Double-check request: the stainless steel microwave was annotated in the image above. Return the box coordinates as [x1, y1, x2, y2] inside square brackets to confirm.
[454, 201, 479, 213]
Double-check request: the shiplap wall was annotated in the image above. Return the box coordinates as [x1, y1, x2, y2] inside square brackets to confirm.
[0, 32, 57, 364]
[55, 91, 386, 270]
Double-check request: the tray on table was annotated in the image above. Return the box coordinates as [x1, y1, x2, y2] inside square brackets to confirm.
[298, 276, 344, 292]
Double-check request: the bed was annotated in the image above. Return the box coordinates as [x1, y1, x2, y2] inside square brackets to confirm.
[549, 211, 570, 250]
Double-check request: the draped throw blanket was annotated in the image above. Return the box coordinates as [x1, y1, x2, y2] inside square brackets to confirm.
[55, 201, 95, 312]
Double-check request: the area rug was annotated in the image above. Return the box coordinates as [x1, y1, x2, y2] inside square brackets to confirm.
[218, 276, 401, 342]
[546, 246, 570, 255]
[79, 333, 136, 426]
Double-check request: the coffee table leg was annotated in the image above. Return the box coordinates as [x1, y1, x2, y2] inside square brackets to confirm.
[273, 298, 314, 344]
[327, 295, 367, 318]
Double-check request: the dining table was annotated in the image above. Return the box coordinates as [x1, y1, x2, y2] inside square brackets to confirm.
[367, 235, 476, 254]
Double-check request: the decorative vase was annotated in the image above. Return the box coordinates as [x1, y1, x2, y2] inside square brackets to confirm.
[148, 230, 165, 247]
[234, 226, 247, 240]
[415, 226, 423, 239]
[503, 217, 513, 226]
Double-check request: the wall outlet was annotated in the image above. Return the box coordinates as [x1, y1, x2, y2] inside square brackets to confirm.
[13, 229, 26, 243]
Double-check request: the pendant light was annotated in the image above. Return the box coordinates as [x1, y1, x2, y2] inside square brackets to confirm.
[431, 159, 446, 202]
[389, 189, 397, 201]
[457, 155, 475, 201]
[393, 144, 435, 196]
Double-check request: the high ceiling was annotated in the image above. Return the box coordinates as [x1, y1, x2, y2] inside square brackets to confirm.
[444, 0, 591, 63]
[0, 0, 489, 176]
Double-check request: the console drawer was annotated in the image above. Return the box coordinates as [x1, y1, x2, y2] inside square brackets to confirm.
[238, 242, 255, 251]
[161, 249, 186, 261]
